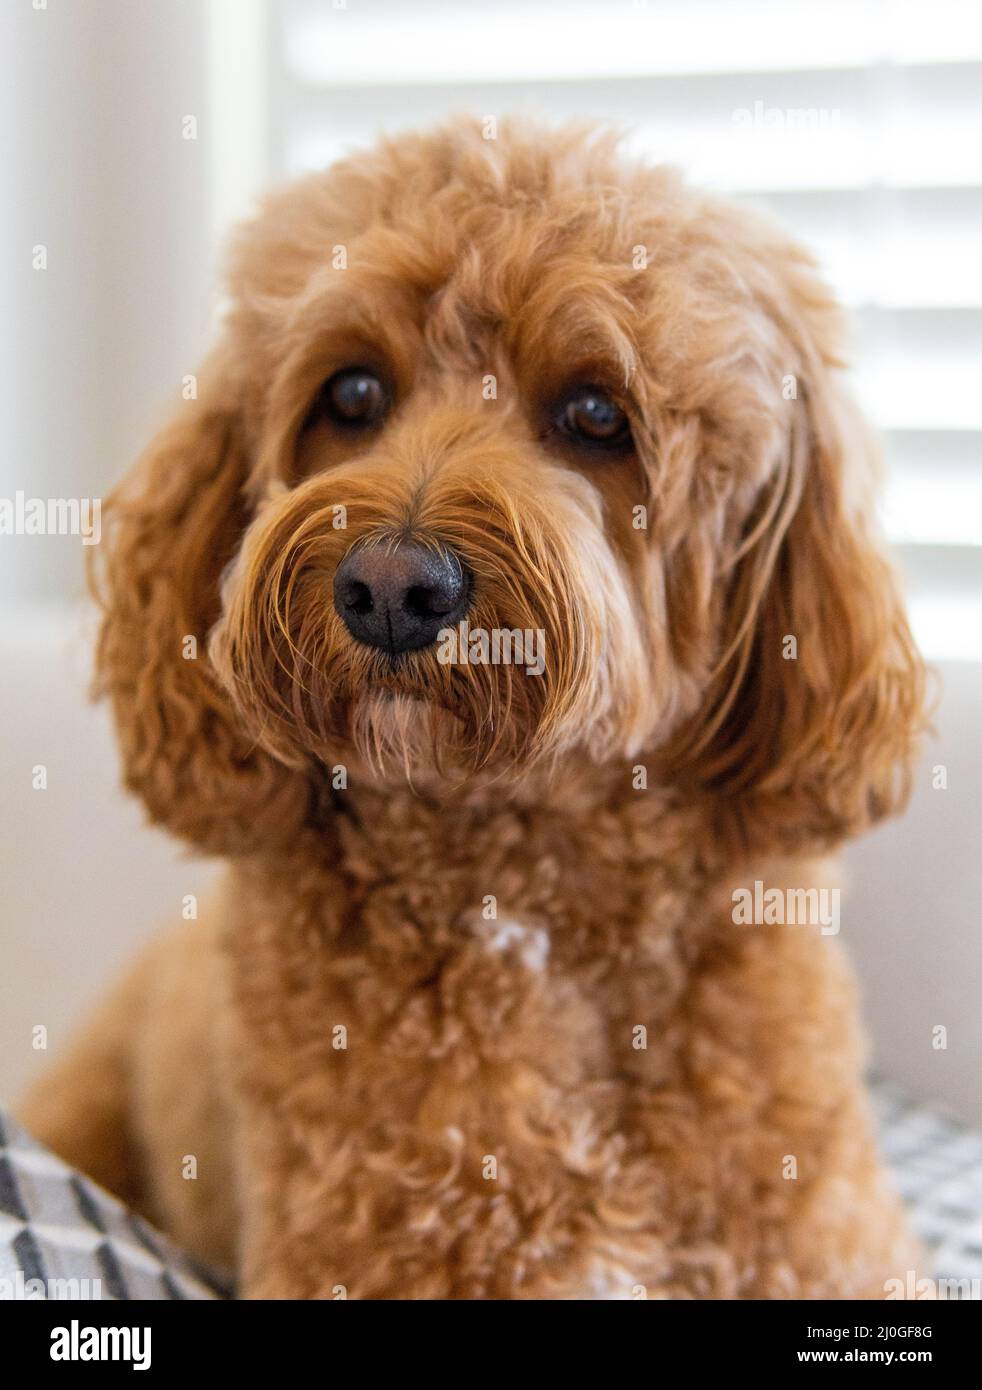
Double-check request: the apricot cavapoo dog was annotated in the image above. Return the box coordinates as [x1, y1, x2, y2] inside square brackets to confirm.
[22, 119, 926, 1299]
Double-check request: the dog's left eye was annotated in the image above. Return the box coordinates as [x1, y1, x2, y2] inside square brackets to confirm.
[557, 386, 631, 448]
[315, 368, 390, 428]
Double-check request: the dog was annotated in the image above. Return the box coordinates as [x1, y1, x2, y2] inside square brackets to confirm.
[21, 119, 927, 1299]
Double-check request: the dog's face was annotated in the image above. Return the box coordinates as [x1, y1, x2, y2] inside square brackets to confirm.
[96, 122, 924, 854]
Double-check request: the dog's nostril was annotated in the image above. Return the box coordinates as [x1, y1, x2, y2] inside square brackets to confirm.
[343, 580, 374, 616]
[405, 583, 454, 619]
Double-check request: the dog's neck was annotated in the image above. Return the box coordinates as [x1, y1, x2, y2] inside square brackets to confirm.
[226, 756, 744, 977]
[338, 754, 646, 815]
[312, 753, 688, 859]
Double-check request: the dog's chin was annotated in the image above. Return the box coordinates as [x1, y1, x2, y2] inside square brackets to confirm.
[347, 690, 454, 783]
[333, 688, 538, 794]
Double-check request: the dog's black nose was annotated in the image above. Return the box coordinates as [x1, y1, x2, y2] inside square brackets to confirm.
[333, 539, 470, 654]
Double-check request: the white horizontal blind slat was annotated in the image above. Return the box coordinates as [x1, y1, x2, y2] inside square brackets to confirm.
[282, 0, 982, 85]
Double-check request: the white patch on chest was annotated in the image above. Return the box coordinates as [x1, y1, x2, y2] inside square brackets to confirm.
[577, 1262, 641, 1300]
[477, 917, 550, 971]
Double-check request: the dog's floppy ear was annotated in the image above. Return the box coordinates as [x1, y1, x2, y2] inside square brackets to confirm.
[91, 349, 311, 855]
[675, 348, 927, 854]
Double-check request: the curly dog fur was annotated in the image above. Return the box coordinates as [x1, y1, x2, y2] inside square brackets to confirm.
[21, 119, 927, 1299]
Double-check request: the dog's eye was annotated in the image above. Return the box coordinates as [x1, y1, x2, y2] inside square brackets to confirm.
[317, 368, 389, 427]
[557, 386, 631, 448]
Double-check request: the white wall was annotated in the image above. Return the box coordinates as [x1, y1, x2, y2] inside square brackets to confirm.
[0, 609, 216, 1109]
[0, 0, 220, 1101]
[0, 0, 216, 602]
[844, 659, 982, 1122]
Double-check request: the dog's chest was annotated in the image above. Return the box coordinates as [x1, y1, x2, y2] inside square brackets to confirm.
[227, 802, 734, 1298]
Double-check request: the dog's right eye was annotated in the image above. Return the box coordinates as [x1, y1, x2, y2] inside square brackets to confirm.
[554, 384, 632, 452]
[314, 368, 390, 428]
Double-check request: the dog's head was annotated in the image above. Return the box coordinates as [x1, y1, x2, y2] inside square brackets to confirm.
[94, 120, 924, 855]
